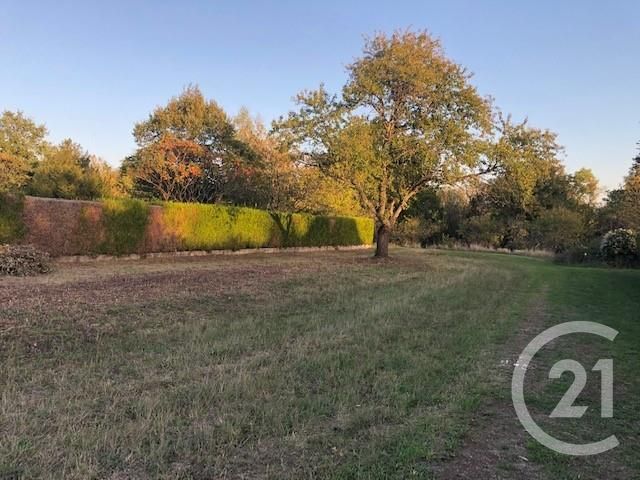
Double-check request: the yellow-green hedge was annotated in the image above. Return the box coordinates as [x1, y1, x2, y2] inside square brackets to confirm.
[162, 202, 374, 251]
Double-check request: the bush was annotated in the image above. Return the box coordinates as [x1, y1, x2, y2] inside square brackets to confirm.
[600, 228, 638, 267]
[554, 240, 602, 265]
[459, 214, 502, 248]
[529, 207, 586, 253]
[392, 217, 427, 246]
[0, 193, 25, 243]
[0, 244, 51, 276]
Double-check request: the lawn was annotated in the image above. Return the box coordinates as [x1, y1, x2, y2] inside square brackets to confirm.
[0, 248, 638, 479]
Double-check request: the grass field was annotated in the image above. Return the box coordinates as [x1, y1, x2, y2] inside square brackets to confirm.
[1, 248, 638, 479]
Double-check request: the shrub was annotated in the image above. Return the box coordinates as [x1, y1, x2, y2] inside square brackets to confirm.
[554, 241, 602, 265]
[459, 214, 502, 248]
[0, 244, 51, 276]
[529, 207, 586, 253]
[100, 198, 150, 254]
[0, 193, 25, 243]
[600, 228, 637, 267]
[392, 217, 427, 246]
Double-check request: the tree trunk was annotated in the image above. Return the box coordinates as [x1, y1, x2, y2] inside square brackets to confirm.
[375, 224, 390, 258]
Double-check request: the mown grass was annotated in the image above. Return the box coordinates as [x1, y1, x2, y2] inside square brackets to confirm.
[522, 264, 640, 479]
[0, 248, 638, 479]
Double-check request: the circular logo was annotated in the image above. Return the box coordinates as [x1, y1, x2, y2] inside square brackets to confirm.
[511, 321, 619, 456]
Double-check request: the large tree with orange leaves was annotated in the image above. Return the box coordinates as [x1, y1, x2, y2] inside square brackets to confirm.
[131, 134, 218, 202]
[126, 86, 251, 203]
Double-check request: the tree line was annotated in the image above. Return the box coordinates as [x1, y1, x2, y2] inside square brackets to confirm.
[0, 30, 638, 259]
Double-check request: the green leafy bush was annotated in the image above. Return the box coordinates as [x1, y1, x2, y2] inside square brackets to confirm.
[554, 237, 603, 265]
[529, 207, 586, 253]
[459, 214, 502, 248]
[0, 193, 25, 243]
[100, 198, 150, 254]
[391, 217, 428, 246]
[600, 228, 637, 267]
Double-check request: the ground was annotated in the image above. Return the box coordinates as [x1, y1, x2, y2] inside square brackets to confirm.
[1, 248, 638, 479]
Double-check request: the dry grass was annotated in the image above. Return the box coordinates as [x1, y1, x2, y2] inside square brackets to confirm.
[426, 243, 554, 258]
[1, 248, 638, 479]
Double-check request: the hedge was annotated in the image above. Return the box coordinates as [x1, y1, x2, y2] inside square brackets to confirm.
[16, 196, 374, 256]
[0, 193, 25, 244]
[100, 199, 150, 254]
[162, 202, 279, 250]
[162, 202, 374, 251]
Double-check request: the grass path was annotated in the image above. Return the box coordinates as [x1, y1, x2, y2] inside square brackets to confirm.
[435, 252, 640, 479]
[1, 248, 638, 479]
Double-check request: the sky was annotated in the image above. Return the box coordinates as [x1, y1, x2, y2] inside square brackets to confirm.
[1, 1, 639, 190]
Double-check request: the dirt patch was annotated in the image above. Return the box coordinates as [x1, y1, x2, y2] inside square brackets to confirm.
[431, 291, 552, 479]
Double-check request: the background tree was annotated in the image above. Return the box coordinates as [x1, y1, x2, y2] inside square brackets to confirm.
[618, 148, 640, 230]
[528, 207, 586, 252]
[233, 107, 364, 215]
[0, 111, 49, 192]
[28, 139, 108, 200]
[395, 118, 599, 253]
[598, 146, 640, 233]
[127, 86, 253, 203]
[127, 134, 217, 202]
[230, 108, 295, 209]
[276, 30, 495, 257]
[571, 168, 599, 206]
[87, 155, 125, 198]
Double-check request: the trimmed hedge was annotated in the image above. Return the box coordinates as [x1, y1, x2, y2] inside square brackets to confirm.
[162, 202, 374, 251]
[17, 196, 374, 256]
[162, 203, 279, 250]
[0, 193, 25, 244]
[100, 199, 150, 254]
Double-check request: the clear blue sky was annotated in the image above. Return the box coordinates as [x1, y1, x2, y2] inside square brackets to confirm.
[2, 1, 638, 190]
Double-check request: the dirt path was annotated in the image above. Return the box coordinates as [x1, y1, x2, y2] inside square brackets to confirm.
[431, 289, 552, 479]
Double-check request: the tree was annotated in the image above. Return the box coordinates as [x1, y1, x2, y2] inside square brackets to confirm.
[231, 108, 364, 215]
[396, 187, 471, 246]
[276, 31, 495, 257]
[600, 145, 640, 232]
[230, 107, 294, 209]
[129, 134, 216, 202]
[28, 139, 103, 199]
[529, 207, 586, 252]
[128, 86, 251, 202]
[482, 118, 564, 218]
[87, 156, 125, 198]
[0, 111, 49, 192]
[618, 147, 640, 230]
[571, 168, 599, 206]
